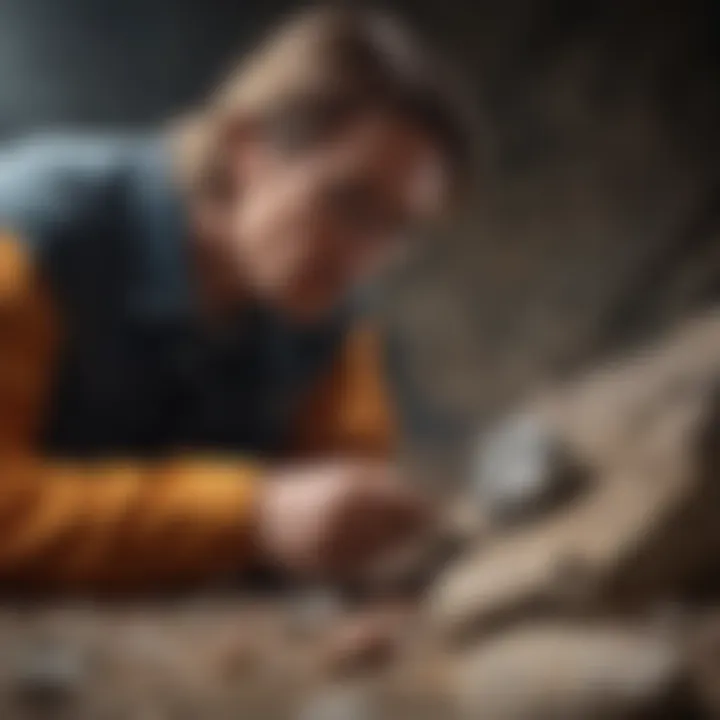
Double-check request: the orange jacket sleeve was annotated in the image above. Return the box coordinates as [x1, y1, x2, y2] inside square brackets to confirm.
[0, 233, 260, 592]
[291, 323, 398, 459]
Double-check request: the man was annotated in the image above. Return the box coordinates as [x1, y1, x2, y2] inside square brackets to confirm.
[0, 7, 473, 592]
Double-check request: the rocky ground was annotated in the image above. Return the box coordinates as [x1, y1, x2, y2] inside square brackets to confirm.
[0, 595, 719, 719]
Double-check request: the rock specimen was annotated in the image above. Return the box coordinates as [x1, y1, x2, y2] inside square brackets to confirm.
[432, 311, 720, 640]
[471, 409, 588, 525]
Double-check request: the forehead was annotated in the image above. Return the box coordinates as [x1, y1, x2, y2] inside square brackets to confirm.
[311, 113, 450, 217]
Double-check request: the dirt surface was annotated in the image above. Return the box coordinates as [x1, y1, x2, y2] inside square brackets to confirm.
[0, 597, 454, 720]
[2, 598, 720, 719]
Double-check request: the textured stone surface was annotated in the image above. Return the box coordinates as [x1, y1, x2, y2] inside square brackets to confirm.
[0, 600, 717, 718]
[452, 624, 692, 720]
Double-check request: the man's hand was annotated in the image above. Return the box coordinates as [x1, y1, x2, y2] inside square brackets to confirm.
[255, 462, 431, 581]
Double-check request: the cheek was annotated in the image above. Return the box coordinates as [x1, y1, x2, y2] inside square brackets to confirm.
[234, 173, 337, 289]
[236, 179, 303, 268]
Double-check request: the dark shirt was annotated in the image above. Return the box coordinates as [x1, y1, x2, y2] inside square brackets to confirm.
[0, 133, 349, 460]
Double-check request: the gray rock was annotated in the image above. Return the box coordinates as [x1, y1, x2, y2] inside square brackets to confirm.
[472, 411, 586, 525]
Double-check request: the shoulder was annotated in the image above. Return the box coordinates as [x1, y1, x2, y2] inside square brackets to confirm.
[0, 132, 141, 252]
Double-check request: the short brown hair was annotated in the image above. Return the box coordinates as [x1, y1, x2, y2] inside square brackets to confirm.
[178, 6, 476, 202]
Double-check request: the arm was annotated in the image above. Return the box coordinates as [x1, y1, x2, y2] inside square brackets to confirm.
[0, 232, 261, 592]
[292, 323, 398, 459]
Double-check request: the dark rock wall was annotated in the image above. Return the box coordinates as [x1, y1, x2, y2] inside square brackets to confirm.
[387, 0, 720, 463]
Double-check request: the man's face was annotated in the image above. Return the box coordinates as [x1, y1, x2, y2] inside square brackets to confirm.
[225, 112, 448, 322]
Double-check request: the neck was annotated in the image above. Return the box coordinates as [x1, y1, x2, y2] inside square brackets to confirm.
[189, 203, 250, 324]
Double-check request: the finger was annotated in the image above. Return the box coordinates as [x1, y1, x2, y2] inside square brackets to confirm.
[329, 487, 431, 578]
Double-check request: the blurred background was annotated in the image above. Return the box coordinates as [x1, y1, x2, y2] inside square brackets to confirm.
[2, 0, 720, 469]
